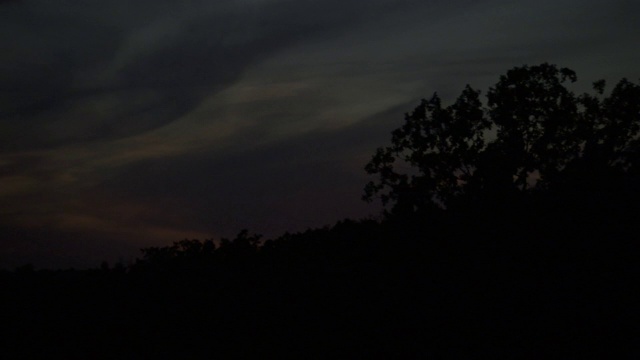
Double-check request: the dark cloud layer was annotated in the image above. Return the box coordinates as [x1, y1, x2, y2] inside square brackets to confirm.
[1, 0, 639, 268]
[1, 0, 428, 150]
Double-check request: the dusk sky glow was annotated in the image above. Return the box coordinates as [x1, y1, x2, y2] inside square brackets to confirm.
[1, 0, 639, 268]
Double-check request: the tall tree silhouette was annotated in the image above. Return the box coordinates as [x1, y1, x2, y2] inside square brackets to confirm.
[363, 85, 489, 215]
[364, 63, 640, 215]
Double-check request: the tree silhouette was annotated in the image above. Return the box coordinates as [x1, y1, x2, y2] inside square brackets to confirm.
[363, 85, 490, 215]
[364, 63, 640, 216]
[3, 63, 639, 359]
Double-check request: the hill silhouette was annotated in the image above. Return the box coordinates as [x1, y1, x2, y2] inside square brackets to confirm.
[2, 64, 638, 358]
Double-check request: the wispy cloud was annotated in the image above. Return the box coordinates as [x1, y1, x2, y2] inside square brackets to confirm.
[1, 0, 638, 267]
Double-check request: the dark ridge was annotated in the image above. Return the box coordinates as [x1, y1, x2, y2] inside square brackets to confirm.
[2, 63, 638, 358]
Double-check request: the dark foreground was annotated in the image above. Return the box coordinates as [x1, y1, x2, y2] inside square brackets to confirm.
[2, 202, 638, 359]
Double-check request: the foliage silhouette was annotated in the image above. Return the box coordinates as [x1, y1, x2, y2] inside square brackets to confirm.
[364, 63, 640, 216]
[2, 63, 639, 358]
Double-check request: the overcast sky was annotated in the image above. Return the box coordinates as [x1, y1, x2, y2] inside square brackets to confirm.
[1, 0, 638, 268]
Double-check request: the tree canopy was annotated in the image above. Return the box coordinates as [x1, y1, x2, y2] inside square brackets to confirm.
[3, 63, 640, 359]
[364, 63, 640, 216]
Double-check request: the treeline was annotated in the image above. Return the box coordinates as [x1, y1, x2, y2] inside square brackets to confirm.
[2, 63, 639, 357]
[2, 205, 637, 358]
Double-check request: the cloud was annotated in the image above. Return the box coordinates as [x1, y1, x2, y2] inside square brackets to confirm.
[1, 0, 639, 268]
[1, 0, 432, 153]
[0, 0, 21, 5]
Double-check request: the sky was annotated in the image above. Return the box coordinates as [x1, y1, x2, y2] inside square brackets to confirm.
[1, 0, 639, 268]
